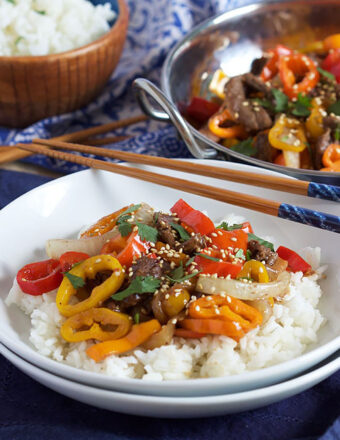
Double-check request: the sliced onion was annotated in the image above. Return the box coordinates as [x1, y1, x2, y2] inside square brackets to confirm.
[151, 291, 168, 325]
[46, 227, 120, 259]
[266, 257, 288, 281]
[196, 271, 290, 301]
[46, 203, 155, 260]
[246, 299, 273, 324]
[141, 320, 175, 350]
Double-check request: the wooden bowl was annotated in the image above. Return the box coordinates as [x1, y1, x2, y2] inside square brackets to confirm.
[0, 0, 129, 128]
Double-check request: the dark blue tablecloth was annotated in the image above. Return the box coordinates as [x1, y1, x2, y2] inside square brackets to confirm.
[0, 169, 339, 440]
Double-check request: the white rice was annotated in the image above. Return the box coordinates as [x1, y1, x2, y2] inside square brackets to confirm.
[5, 213, 327, 380]
[0, 0, 115, 56]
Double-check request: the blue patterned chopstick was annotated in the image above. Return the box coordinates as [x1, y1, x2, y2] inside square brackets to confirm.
[307, 182, 340, 203]
[278, 204, 340, 233]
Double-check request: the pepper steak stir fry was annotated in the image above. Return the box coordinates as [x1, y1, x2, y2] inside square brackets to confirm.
[16, 200, 313, 363]
[184, 33, 340, 172]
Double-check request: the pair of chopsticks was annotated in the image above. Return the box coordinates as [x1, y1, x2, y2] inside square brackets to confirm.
[0, 115, 147, 165]
[17, 139, 340, 234]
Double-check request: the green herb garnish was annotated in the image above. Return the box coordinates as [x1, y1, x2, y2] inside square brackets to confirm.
[134, 313, 140, 324]
[196, 253, 220, 262]
[136, 222, 158, 243]
[35, 9, 46, 15]
[185, 256, 195, 267]
[317, 67, 336, 82]
[248, 233, 274, 251]
[328, 100, 340, 116]
[112, 276, 160, 301]
[230, 138, 256, 157]
[290, 93, 312, 117]
[272, 88, 288, 113]
[64, 272, 85, 289]
[15, 36, 24, 45]
[334, 126, 340, 142]
[117, 204, 141, 222]
[235, 249, 246, 260]
[6, 0, 15, 4]
[170, 222, 190, 240]
[246, 249, 252, 261]
[217, 222, 243, 231]
[253, 98, 274, 110]
[118, 222, 132, 237]
[167, 262, 201, 283]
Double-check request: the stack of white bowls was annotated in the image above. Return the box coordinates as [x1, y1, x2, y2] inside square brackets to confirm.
[0, 163, 339, 418]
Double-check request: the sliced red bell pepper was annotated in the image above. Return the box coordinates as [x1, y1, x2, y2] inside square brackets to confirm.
[208, 228, 248, 256]
[276, 246, 311, 273]
[171, 199, 215, 235]
[170, 199, 193, 219]
[322, 49, 340, 83]
[17, 259, 63, 296]
[260, 44, 293, 82]
[59, 251, 90, 273]
[186, 97, 220, 123]
[240, 222, 253, 234]
[194, 253, 243, 278]
[279, 53, 319, 99]
[101, 231, 150, 268]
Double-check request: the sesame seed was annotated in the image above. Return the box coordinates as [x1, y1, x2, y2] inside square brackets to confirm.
[211, 232, 218, 237]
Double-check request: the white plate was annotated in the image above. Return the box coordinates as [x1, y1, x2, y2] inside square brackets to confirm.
[1, 343, 339, 418]
[0, 161, 339, 397]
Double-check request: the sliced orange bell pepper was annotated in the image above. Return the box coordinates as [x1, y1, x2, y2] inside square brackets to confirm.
[323, 34, 340, 51]
[208, 109, 247, 139]
[260, 44, 293, 81]
[279, 53, 319, 99]
[174, 328, 206, 339]
[81, 206, 128, 238]
[322, 143, 340, 168]
[86, 319, 161, 362]
[180, 318, 246, 341]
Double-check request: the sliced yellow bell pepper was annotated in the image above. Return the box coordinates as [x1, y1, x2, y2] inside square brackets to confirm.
[161, 285, 190, 318]
[237, 260, 269, 283]
[268, 114, 308, 153]
[86, 319, 161, 362]
[56, 255, 125, 317]
[305, 98, 325, 139]
[60, 308, 132, 342]
[283, 150, 300, 169]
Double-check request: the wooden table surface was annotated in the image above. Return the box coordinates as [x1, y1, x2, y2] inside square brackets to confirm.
[0, 160, 64, 179]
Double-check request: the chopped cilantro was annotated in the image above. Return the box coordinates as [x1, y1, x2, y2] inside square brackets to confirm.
[246, 249, 252, 261]
[248, 233, 274, 251]
[272, 88, 288, 113]
[328, 100, 340, 116]
[153, 212, 159, 224]
[235, 249, 246, 260]
[167, 262, 201, 283]
[117, 204, 141, 223]
[118, 222, 132, 237]
[217, 222, 243, 231]
[134, 313, 140, 324]
[136, 222, 158, 243]
[64, 272, 85, 289]
[6, 0, 15, 4]
[35, 9, 46, 15]
[290, 93, 312, 117]
[170, 222, 190, 240]
[185, 256, 195, 267]
[196, 253, 220, 262]
[112, 276, 160, 301]
[230, 138, 257, 157]
[317, 67, 336, 82]
[334, 126, 340, 142]
[253, 98, 273, 110]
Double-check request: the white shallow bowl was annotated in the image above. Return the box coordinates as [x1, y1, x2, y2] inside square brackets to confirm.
[1, 343, 339, 418]
[0, 161, 339, 397]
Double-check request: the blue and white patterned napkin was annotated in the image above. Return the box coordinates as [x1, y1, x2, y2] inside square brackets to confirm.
[0, 0, 257, 174]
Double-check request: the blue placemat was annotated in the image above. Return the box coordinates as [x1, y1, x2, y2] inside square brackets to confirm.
[0, 169, 340, 440]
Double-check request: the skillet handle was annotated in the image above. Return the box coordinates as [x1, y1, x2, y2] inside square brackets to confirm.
[133, 78, 217, 159]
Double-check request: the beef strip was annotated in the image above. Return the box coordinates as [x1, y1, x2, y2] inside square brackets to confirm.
[250, 56, 269, 76]
[224, 74, 272, 132]
[154, 212, 178, 248]
[181, 233, 207, 255]
[104, 256, 171, 313]
[314, 128, 331, 170]
[323, 114, 340, 131]
[253, 131, 275, 162]
[247, 239, 278, 266]
[242, 73, 272, 99]
[130, 255, 171, 281]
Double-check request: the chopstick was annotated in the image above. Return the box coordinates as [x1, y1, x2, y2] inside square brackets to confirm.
[17, 142, 340, 234]
[0, 114, 147, 165]
[34, 138, 340, 203]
